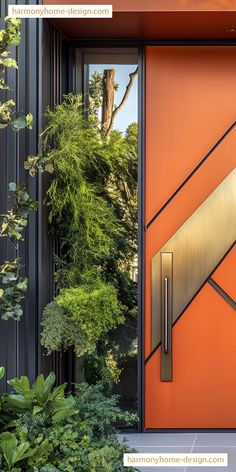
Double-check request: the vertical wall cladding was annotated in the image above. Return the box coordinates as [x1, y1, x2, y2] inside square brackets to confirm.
[0, 0, 42, 391]
[0, 2, 72, 391]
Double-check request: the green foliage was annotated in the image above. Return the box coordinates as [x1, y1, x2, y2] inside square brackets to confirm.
[0, 18, 21, 54]
[0, 432, 31, 471]
[50, 180, 124, 269]
[0, 184, 37, 321]
[41, 277, 125, 357]
[40, 302, 68, 353]
[0, 18, 36, 323]
[4, 372, 77, 422]
[22, 90, 138, 390]
[27, 93, 138, 389]
[33, 93, 137, 371]
[0, 17, 21, 92]
[10, 112, 33, 132]
[0, 99, 33, 131]
[0, 373, 138, 471]
[1, 183, 37, 247]
[24, 154, 54, 177]
[0, 18, 33, 130]
[85, 348, 122, 393]
[89, 71, 103, 116]
[0, 259, 27, 320]
[0, 100, 15, 128]
[31, 94, 136, 274]
[75, 381, 137, 439]
[103, 123, 138, 247]
[38, 95, 124, 273]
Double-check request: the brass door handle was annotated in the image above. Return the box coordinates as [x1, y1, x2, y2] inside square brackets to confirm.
[164, 276, 169, 353]
[161, 252, 173, 381]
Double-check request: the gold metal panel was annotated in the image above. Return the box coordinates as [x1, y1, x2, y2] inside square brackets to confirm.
[152, 168, 236, 351]
[161, 252, 173, 381]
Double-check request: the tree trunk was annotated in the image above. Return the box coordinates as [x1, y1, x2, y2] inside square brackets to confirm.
[101, 68, 115, 136]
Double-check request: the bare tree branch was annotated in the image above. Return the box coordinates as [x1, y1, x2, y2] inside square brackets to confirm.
[105, 66, 138, 138]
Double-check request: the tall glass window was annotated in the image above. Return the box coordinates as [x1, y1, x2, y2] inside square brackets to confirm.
[76, 48, 138, 415]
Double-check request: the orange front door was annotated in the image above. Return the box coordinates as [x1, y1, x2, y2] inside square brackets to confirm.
[144, 46, 236, 429]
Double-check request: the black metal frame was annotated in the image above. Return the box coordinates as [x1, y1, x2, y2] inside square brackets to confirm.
[73, 41, 143, 428]
[137, 44, 145, 433]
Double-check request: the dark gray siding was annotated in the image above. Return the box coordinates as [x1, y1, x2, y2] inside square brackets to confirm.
[0, 0, 42, 391]
[0, 1, 71, 391]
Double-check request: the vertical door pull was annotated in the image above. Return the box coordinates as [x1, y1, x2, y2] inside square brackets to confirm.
[164, 276, 169, 353]
[161, 253, 173, 381]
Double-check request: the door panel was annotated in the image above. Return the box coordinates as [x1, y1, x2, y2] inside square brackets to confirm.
[144, 45, 236, 428]
[145, 126, 236, 358]
[145, 46, 236, 225]
[145, 284, 236, 428]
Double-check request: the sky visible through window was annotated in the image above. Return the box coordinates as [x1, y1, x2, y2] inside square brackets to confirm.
[89, 64, 138, 133]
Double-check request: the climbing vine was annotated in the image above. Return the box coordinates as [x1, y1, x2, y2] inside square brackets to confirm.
[0, 18, 33, 130]
[0, 183, 37, 248]
[0, 18, 36, 320]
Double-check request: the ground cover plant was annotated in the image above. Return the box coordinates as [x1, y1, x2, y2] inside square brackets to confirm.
[0, 369, 138, 471]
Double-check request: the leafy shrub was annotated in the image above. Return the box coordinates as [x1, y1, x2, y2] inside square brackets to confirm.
[37, 95, 137, 379]
[39, 95, 125, 274]
[84, 348, 122, 393]
[74, 382, 137, 436]
[24, 93, 137, 393]
[35, 94, 137, 280]
[41, 277, 125, 357]
[0, 372, 138, 471]
[4, 371, 77, 422]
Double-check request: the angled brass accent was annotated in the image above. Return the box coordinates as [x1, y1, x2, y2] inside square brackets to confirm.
[152, 169, 236, 352]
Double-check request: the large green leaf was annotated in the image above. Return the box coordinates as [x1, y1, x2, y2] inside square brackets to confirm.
[1, 57, 18, 69]
[0, 432, 17, 466]
[52, 406, 78, 423]
[52, 396, 78, 422]
[44, 372, 56, 396]
[32, 374, 45, 405]
[11, 440, 31, 464]
[49, 383, 66, 400]
[8, 375, 29, 392]
[4, 394, 32, 410]
[25, 113, 33, 128]
[8, 375, 32, 396]
[32, 405, 43, 416]
[0, 432, 32, 468]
